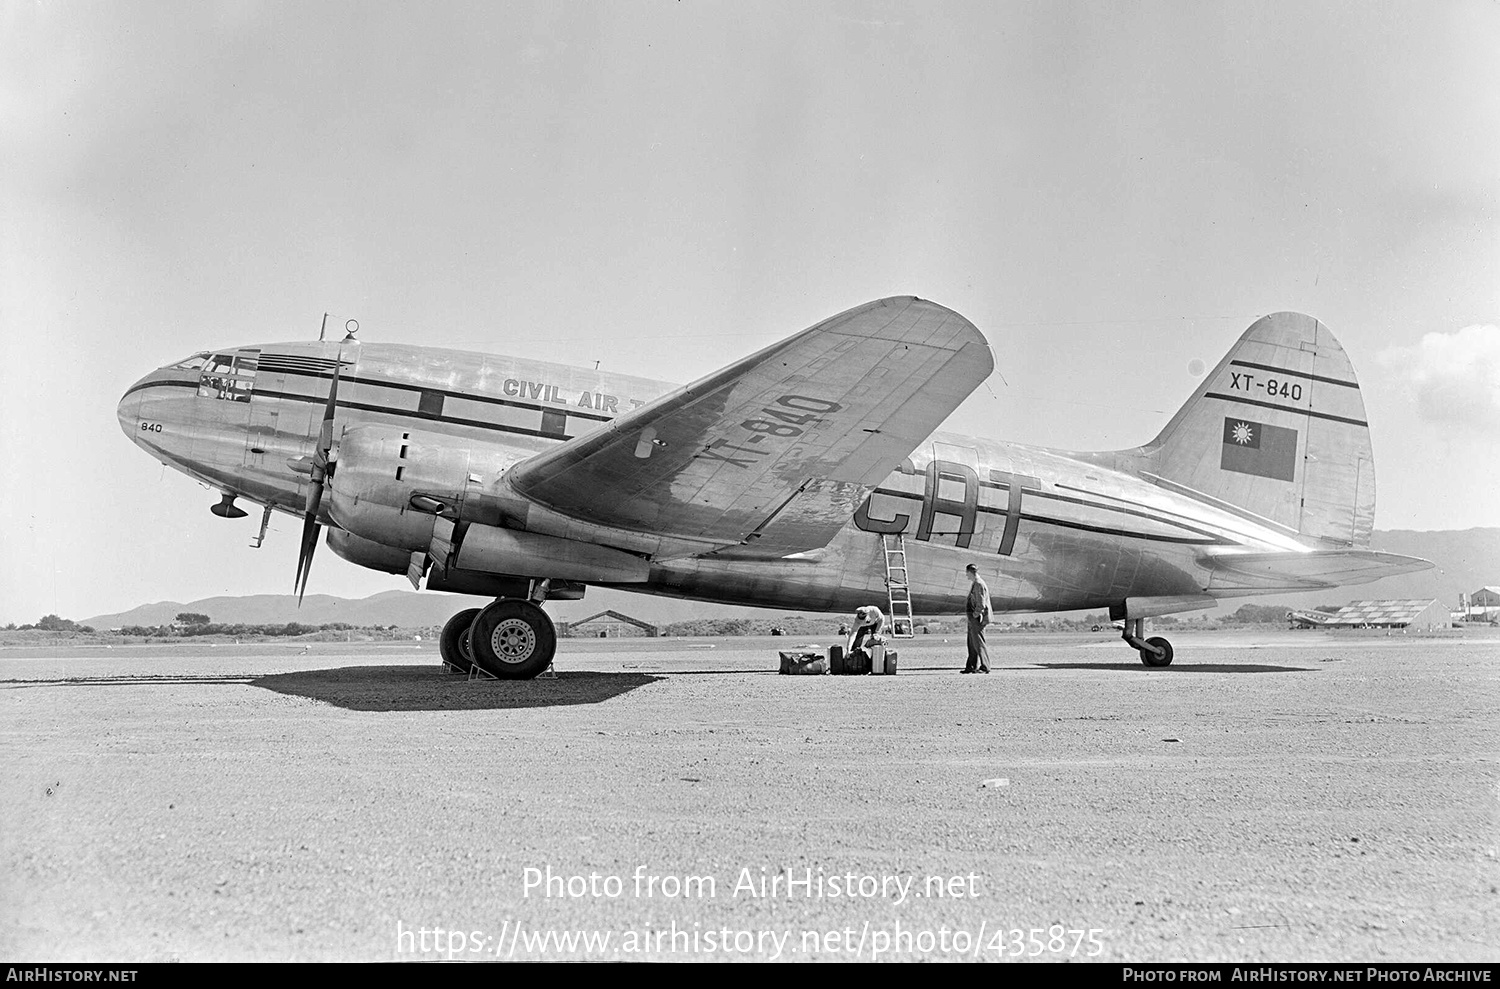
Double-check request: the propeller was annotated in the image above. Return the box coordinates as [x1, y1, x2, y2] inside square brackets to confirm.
[294, 356, 342, 603]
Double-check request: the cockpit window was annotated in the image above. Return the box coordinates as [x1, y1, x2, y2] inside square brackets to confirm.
[169, 352, 211, 371]
[197, 349, 260, 403]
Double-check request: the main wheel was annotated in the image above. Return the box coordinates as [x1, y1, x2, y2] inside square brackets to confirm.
[439, 608, 481, 673]
[470, 599, 557, 680]
[1139, 635, 1174, 667]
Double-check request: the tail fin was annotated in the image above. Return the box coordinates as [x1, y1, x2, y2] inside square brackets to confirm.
[1139, 312, 1375, 546]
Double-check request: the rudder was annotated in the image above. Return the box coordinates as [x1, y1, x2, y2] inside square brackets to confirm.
[1139, 312, 1375, 547]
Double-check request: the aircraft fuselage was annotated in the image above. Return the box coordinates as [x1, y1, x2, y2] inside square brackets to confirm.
[119, 339, 1310, 617]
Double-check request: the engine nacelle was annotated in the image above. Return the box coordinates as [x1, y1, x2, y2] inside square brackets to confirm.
[327, 424, 521, 550]
[326, 528, 412, 575]
[450, 525, 648, 583]
[424, 571, 587, 600]
[326, 424, 649, 586]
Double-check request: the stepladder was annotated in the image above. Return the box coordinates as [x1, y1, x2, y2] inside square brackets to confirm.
[882, 534, 915, 638]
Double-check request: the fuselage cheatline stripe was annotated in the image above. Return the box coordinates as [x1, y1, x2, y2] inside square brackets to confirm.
[124, 382, 579, 442]
[973, 480, 1228, 541]
[867, 487, 1229, 545]
[261, 369, 615, 423]
[122, 374, 614, 424]
[122, 379, 198, 398]
[257, 391, 577, 440]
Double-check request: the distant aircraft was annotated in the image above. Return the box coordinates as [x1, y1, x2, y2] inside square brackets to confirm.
[118, 297, 1430, 677]
[1287, 609, 1336, 629]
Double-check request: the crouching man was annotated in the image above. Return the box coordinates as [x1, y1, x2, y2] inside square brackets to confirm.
[846, 605, 885, 669]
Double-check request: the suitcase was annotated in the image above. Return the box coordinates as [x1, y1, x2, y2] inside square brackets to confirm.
[831, 644, 889, 675]
[829, 644, 869, 675]
[867, 645, 898, 675]
[852, 645, 894, 678]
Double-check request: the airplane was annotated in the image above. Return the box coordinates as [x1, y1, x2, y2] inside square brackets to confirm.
[1287, 609, 1336, 629]
[117, 296, 1432, 678]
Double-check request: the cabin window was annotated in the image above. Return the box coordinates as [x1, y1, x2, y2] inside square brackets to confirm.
[540, 410, 568, 438]
[197, 349, 260, 403]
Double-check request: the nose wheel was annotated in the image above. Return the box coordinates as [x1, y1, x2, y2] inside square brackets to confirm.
[469, 599, 557, 680]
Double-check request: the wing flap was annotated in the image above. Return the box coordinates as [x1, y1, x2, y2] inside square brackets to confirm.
[508, 297, 993, 554]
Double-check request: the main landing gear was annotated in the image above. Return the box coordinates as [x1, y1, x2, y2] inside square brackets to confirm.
[437, 599, 557, 680]
[1120, 618, 1174, 668]
[439, 608, 480, 674]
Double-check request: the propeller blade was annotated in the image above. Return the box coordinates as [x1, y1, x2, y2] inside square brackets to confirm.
[294, 514, 320, 603]
[314, 361, 341, 469]
[293, 352, 343, 603]
[304, 471, 324, 517]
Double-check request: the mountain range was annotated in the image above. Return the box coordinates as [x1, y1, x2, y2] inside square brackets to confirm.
[83, 528, 1498, 629]
[82, 585, 772, 630]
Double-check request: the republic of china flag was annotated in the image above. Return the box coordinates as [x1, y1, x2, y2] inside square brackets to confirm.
[1220, 417, 1298, 482]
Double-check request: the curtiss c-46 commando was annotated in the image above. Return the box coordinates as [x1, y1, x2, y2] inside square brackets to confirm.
[118, 297, 1431, 677]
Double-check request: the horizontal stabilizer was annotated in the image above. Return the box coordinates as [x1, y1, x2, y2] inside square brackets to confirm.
[508, 297, 992, 555]
[1202, 549, 1433, 593]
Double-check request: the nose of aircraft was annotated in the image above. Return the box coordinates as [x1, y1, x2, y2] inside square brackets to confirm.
[117, 379, 143, 440]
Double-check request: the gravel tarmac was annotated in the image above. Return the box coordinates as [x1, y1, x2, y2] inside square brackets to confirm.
[2, 629, 1496, 962]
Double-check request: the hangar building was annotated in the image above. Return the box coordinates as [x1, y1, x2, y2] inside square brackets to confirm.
[561, 611, 660, 638]
[1462, 587, 1500, 623]
[1317, 599, 1450, 631]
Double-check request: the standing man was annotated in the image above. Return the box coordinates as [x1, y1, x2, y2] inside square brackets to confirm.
[963, 563, 992, 674]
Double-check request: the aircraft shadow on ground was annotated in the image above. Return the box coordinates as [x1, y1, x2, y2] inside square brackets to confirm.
[250, 665, 664, 711]
[1032, 662, 1315, 674]
[0, 674, 282, 694]
[0, 674, 260, 687]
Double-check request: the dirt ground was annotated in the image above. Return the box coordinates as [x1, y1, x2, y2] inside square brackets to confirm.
[2, 629, 1496, 962]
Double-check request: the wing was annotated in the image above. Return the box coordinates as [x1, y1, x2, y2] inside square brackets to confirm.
[1203, 549, 1433, 592]
[507, 296, 993, 556]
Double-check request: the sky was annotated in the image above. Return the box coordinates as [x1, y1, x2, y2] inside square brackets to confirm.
[1, 1, 1497, 624]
